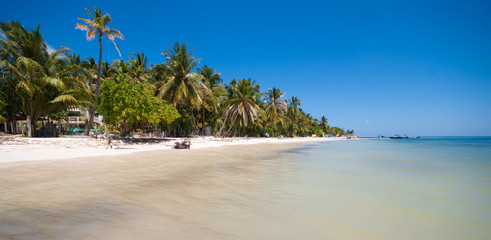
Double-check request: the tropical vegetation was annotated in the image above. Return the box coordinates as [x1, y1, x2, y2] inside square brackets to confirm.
[0, 8, 354, 138]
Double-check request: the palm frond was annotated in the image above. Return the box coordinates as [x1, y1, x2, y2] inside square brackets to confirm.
[41, 76, 65, 90]
[50, 94, 78, 104]
[75, 23, 90, 31]
[112, 39, 122, 57]
[86, 30, 96, 41]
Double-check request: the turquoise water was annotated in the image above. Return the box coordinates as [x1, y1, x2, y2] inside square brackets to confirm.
[283, 137, 491, 239]
[0, 137, 489, 239]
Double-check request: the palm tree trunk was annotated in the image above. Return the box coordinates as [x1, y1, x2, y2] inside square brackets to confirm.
[217, 114, 229, 137]
[27, 116, 32, 137]
[85, 35, 103, 136]
[201, 109, 206, 136]
[58, 118, 62, 136]
[224, 115, 237, 137]
[14, 119, 17, 134]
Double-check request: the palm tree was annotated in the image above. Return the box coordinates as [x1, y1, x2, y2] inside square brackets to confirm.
[197, 65, 226, 135]
[1, 50, 88, 137]
[76, 7, 124, 135]
[0, 21, 25, 133]
[127, 51, 149, 83]
[296, 109, 313, 136]
[0, 96, 5, 124]
[0, 21, 79, 136]
[218, 78, 262, 136]
[155, 41, 211, 136]
[264, 87, 287, 136]
[320, 116, 328, 135]
[60, 53, 95, 107]
[287, 96, 302, 136]
[157, 41, 207, 108]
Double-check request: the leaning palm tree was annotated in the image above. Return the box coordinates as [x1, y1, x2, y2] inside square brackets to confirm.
[76, 7, 123, 135]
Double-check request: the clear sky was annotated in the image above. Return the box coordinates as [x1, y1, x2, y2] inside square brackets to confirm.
[1, 0, 490, 136]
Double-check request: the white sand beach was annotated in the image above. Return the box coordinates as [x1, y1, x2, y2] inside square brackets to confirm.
[0, 136, 351, 163]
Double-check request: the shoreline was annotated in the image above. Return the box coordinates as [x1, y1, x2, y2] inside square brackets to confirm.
[0, 135, 353, 164]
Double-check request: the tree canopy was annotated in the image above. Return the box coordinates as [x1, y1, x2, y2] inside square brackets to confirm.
[1, 15, 354, 138]
[98, 74, 179, 136]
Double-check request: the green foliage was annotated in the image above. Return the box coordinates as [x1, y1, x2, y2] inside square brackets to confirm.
[76, 7, 124, 135]
[0, 21, 93, 136]
[157, 41, 207, 107]
[1, 17, 356, 137]
[0, 97, 5, 123]
[98, 74, 179, 135]
[218, 78, 263, 136]
[311, 124, 324, 136]
[264, 87, 287, 132]
[76, 7, 124, 55]
[330, 126, 346, 136]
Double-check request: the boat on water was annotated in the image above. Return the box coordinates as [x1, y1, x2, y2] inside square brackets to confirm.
[389, 135, 420, 139]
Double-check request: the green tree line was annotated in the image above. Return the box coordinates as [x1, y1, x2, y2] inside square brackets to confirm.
[0, 8, 354, 137]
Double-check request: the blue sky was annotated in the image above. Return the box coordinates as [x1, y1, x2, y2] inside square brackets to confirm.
[1, 0, 490, 136]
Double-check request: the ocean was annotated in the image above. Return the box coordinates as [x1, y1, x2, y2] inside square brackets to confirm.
[0, 137, 489, 239]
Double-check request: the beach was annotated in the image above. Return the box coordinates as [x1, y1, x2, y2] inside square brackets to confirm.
[0, 137, 489, 240]
[0, 135, 350, 163]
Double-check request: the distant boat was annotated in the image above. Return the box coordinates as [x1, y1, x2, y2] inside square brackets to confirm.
[390, 135, 420, 139]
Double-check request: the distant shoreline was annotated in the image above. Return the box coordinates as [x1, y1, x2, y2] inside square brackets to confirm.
[0, 136, 353, 164]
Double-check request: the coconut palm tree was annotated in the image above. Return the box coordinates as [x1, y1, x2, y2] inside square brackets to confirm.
[60, 53, 95, 106]
[76, 7, 124, 135]
[197, 65, 226, 135]
[0, 96, 5, 123]
[286, 96, 302, 136]
[288, 96, 302, 117]
[1, 51, 85, 137]
[320, 116, 328, 135]
[0, 21, 74, 136]
[157, 41, 207, 108]
[218, 78, 262, 136]
[127, 51, 149, 83]
[264, 87, 287, 136]
[0, 21, 25, 133]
